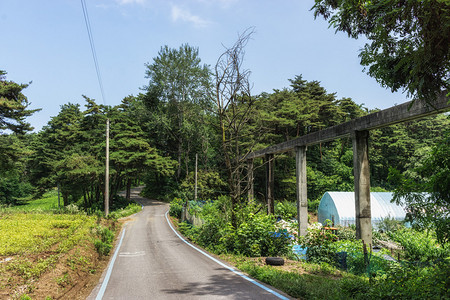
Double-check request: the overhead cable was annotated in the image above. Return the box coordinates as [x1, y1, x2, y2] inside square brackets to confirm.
[81, 0, 106, 104]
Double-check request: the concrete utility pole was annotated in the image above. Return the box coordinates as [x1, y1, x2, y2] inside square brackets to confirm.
[352, 130, 371, 245]
[105, 118, 110, 216]
[295, 146, 308, 236]
[57, 182, 61, 210]
[194, 153, 198, 201]
[265, 154, 275, 214]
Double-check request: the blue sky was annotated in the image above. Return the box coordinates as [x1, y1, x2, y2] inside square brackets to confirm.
[1, 0, 410, 132]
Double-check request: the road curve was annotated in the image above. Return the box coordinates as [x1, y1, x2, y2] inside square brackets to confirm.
[88, 187, 292, 300]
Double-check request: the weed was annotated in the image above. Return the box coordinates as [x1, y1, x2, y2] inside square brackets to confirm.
[56, 272, 71, 287]
[93, 225, 114, 256]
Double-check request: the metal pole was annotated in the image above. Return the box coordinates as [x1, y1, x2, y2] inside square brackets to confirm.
[105, 118, 110, 216]
[194, 153, 198, 201]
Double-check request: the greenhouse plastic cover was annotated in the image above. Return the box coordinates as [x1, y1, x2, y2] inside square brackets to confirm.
[317, 192, 407, 228]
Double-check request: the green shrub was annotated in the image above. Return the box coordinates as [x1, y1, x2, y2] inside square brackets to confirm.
[275, 200, 297, 220]
[335, 225, 357, 241]
[308, 199, 321, 212]
[388, 227, 449, 261]
[177, 198, 291, 257]
[299, 223, 338, 264]
[93, 225, 114, 256]
[366, 260, 450, 299]
[169, 197, 184, 218]
[232, 213, 292, 257]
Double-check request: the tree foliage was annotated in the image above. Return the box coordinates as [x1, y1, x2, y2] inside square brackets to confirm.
[312, 0, 450, 104]
[389, 127, 450, 244]
[0, 70, 40, 134]
[143, 44, 212, 180]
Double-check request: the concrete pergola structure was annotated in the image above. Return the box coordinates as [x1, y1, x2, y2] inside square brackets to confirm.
[245, 93, 450, 245]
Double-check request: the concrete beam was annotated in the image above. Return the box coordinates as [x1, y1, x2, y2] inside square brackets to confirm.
[247, 93, 449, 159]
[352, 130, 372, 245]
[295, 146, 308, 236]
[265, 154, 275, 214]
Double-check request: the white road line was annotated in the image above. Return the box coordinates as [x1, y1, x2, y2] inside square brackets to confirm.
[95, 226, 126, 300]
[164, 211, 290, 300]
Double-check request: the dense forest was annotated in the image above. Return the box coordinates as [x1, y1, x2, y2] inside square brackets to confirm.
[1, 41, 448, 218]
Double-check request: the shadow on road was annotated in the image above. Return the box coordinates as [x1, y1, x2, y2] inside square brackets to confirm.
[160, 267, 276, 299]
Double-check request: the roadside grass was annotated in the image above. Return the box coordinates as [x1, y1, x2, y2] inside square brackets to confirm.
[107, 203, 142, 220]
[219, 254, 364, 300]
[1, 190, 59, 213]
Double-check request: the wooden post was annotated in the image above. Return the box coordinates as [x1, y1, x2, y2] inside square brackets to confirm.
[295, 146, 308, 236]
[247, 159, 254, 202]
[265, 154, 274, 214]
[352, 130, 372, 245]
[105, 118, 110, 217]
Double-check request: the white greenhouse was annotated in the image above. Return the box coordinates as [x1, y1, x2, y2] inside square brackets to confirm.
[317, 192, 407, 228]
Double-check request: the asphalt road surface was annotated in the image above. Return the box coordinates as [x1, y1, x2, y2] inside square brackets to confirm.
[88, 187, 291, 300]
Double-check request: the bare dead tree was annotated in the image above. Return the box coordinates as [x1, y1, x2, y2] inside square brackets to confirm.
[212, 28, 263, 224]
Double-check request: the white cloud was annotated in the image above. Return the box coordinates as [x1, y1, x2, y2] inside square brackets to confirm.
[171, 4, 211, 28]
[116, 0, 146, 5]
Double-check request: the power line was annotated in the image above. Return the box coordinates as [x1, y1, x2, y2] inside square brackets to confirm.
[81, 0, 106, 104]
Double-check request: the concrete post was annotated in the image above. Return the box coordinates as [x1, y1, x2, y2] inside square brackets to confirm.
[265, 154, 275, 214]
[247, 159, 254, 203]
[295, 146, 308, 236]
[352, 130, 372, 245]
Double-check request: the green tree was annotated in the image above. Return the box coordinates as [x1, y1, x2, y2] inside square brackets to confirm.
[389, 127, 450, 244]
[0, 70, 40, 134]
[29, 103, 84, 202]
[108, 97, 177, 200]
[312, 0, 450, 104]
[143, 44, 212, 180]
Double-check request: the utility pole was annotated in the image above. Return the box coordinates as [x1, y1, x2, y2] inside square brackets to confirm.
[194, 153, 198, 201]
[57, 181, 61, 210]
[105, 118, 110, 216]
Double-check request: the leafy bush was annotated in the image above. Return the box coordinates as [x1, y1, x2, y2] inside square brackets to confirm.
[232, 213, 291, 257]
[388, 227, 449, 261]
[365, 259, 450, 299]
[169, 197, 184, 218]
[307, 198, 321, 212]
[335, 225, 357, 241]
[275, 200, 297, 220]
[299, 223, 338, 264]
[178, 199, 291, 257]
[93, 225, 114, 256]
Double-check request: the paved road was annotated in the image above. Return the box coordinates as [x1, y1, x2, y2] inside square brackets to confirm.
[88, 187, 291, 300]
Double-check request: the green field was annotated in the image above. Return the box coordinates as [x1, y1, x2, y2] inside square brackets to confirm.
[2, 190, 60, 213]
[0, 213, 96, 256]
